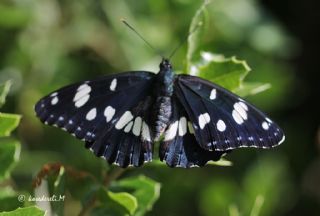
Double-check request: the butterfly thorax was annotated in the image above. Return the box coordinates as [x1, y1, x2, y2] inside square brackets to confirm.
[152, 59, 175, 140]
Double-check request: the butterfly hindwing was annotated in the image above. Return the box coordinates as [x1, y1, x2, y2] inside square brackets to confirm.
[175, 74, 285, 151]
[85, 96, 154, 167]
[35, 71, 155, 167]
[159, 96, 227, 168]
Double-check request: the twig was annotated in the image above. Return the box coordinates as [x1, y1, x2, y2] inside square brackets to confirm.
[78, 167, 127, 216]
[103, 167, 126, 187]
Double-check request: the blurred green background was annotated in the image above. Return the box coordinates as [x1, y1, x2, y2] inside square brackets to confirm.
[0, 0, 319, 215]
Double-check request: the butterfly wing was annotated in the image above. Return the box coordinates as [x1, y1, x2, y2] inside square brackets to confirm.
[174, 74, 285, 151]
[35, 71, 155, 167]
[85, 96, 154, 167]
[159, 96, 227, 168]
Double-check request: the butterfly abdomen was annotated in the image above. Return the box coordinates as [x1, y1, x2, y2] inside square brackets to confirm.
[152, 59, 175, 140]
[153, 96, 172, 140]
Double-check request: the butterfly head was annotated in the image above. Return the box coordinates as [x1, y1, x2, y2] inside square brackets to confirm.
[159, 58, 172, 71]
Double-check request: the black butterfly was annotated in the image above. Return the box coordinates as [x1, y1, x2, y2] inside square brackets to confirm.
[35, 58, 285, 168]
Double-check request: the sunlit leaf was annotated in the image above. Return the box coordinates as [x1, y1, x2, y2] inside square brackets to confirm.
[107, 191, 137, 215]
[234, 82, 271, 97]
[0, 139, 20, 181]
[145, 159, 165, 167]
[0, 81, 12, 108]
[207, 158, 233, 167]
[0, 113, 21, 137]
[197, 52, 251, 91]
[117, 175, 161, 216]
[94, 187, 137, 216]
[0, 206, 45, 216]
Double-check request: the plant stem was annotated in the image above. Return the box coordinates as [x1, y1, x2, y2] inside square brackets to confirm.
[78, 167, 126, 216]
[103, 167, 126, 187]
[250, 195, 265, 216]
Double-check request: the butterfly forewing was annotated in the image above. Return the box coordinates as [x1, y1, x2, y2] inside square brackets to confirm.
[35, 71, 155, 167]
[159, 96, 227, 168]
[175, 74, 285, 151]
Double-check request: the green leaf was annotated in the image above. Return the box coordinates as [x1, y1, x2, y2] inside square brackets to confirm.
[200, 178, 239, 216]
[145, 159, 165, 167]
[0, 113, 21, 137]
[0, 139, 20, 181]
[241, 155, 292, 216]
[47, 166, 66, 216]
[187, 0, 210, 70]
[0, 81, 12, 108]
[107, 191, 137, 215]
[0, 5, 30, 28]
[94, 187, 138, 216]
[233, 82, 271, 98]
[196, 52, 251, 91]
[117, 175, 161, 216]
[229, 204, 240, 216]
[250, 195, 265, 216]
[207, 158, 233, 166]
[0, 187, 23, 212]
[0, 206, 45, 216]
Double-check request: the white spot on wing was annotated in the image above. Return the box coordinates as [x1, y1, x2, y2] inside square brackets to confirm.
[124, 121, 133, 133]
[104, 106, 115, 122]
[164, 121, 178, 141]
[198, 113, 211, 129]
[110, 78, 117, 91]
[262, 121, 269, 130]
[75, 95, 90, 107]
[132, 117, 142, 136]
[73, 84, 91, 108]
[51, 96, 58, 105]
[51, 92, 58, 97]
[232, 110, 244, 125]
[239, 101, 248, 111]
[74, 84, 91, 101]
[142, 121, 151, 141]
[115, 111, 134, 129]
[86, 108, 97, 121]
[178, 117, 187, 136]
[217, 119, 226, 132]
[78, 84, 89, 91]
[209, 89, 217, 100]
[234, 102, 248, 120]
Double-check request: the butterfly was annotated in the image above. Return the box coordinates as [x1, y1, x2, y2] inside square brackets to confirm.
[35, 58, 285, 168]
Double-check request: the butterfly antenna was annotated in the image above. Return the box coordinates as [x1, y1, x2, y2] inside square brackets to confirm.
[168, 22, 203, 60]
[121, 19, 164, 58]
